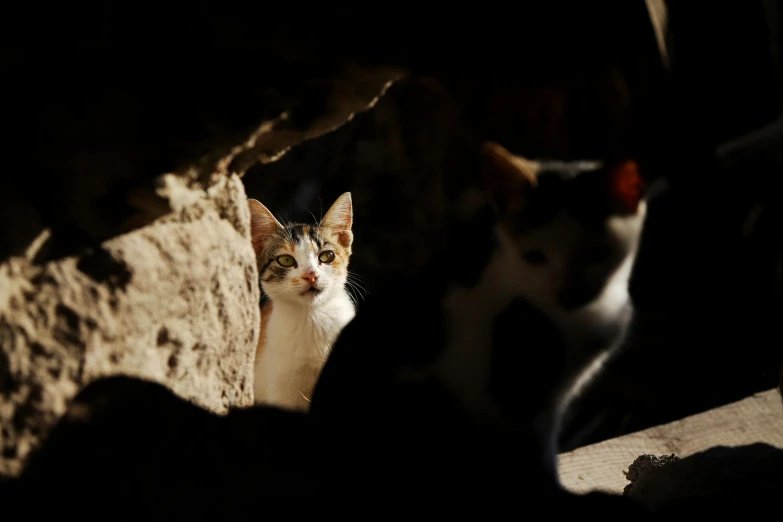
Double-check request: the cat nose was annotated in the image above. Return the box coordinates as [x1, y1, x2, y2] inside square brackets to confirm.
[301, 271, 319, 286]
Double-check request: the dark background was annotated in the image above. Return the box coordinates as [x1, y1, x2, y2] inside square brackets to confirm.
[3, 0, 783, 452]
[242, 1, 783, 450]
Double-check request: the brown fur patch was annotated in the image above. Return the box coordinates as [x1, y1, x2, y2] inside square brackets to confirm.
[322, 228, 352, 265]
[336, 231, 353, 249]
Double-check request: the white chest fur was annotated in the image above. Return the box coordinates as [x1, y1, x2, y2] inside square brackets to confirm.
[253, 291, 355, 411]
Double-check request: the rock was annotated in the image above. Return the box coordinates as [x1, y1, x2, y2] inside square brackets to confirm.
[0, 15, 402, 478]
[623, 453, 682, 495]
[624, 444, 783, 517]
[0, 174, 259, 476]
[8, 376, 317, 516]
[0, 65, 401, 473]
[1, 1, 666, 264]
[0, 58, 402, 264]
[0, 0, 669, 484]
[6, 375, 648, 517]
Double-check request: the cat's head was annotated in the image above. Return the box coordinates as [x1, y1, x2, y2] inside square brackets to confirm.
[248, 192, 354, 307]
[481, 142, 648, 313]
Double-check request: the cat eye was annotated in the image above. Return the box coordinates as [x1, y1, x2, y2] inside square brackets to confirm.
[276, 255, 296, 268]
[523, 250, 547, 265]
[318, 250, 335, 264]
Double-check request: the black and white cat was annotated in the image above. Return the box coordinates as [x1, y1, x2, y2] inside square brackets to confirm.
[309, 141, 649, 504]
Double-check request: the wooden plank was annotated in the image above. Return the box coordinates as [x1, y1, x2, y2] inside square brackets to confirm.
[557, 388, 783, 494]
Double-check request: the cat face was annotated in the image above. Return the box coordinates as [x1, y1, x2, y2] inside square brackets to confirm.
[481, 142, 647, 313]
[248, 193, 354, 307]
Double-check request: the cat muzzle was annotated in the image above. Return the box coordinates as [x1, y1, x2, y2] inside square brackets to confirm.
[300, 286, 322, 296]
[300, 272, 321, 295]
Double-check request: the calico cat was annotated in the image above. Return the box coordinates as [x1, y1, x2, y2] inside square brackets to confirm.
[309, 142, 649, 504]
[248, 192, 357, 412]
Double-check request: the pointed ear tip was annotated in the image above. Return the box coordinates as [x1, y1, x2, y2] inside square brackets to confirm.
[247, 198, 266, 212]
[333, 192, 353, 211]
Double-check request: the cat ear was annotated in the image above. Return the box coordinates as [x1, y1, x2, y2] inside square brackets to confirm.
[321, 192, 353, 230]
[321, 192, 353, 249]
[606, 160, 647, 214]
[247, 199, 283, 256]
[480, 141, 539, 214]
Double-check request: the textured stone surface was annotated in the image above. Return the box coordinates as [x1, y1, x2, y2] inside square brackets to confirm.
[624, 444, 783, 517]
[623, 454, 681, 495]
[559, 389, 783, 493]
[0, 62, 402, 264]
[0, 21, 402, 477]
[0, 174, 259, 476]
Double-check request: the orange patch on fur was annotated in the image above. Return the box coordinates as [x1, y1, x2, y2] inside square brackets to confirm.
[609, 160, 646, 213]
[336, 231, 352, 249]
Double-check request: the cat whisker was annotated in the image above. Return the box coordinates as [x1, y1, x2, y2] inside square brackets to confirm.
[345, 282, 367, 306]
[343, 283, 361, 305]
[346, 273, 368, 285]
[344, 284, 359, 304]
[345, 273, 364, 285]
[347, 282, 369, 297]
[347, 275, 368, 286]
[348, 285, 368, 302]
[346, 270, 367, 281]
[347, 269, 366, 280]
[318, 196, 324, 222]
[346, 276, 370, 296]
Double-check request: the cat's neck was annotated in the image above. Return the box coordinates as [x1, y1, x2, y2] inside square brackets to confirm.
[267, 289, 355, 326]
